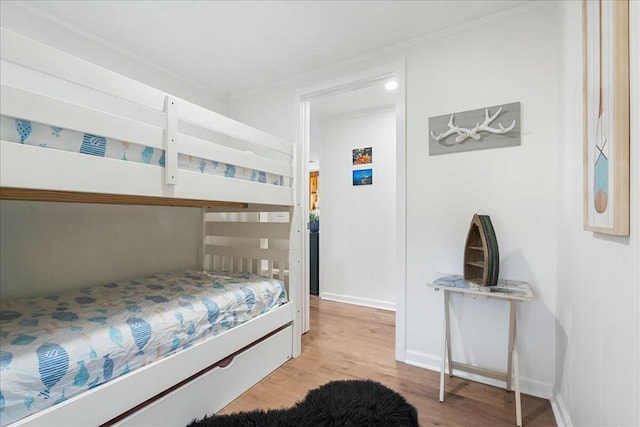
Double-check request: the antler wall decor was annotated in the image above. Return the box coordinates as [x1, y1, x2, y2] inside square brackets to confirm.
[430, 106, 516, 144]
[428, 102, 521, 156]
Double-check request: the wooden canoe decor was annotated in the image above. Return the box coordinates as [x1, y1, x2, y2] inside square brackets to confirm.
[463, 214, 499, 286]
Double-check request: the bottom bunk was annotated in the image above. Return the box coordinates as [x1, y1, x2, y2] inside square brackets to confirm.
[0, 268, 295, 426]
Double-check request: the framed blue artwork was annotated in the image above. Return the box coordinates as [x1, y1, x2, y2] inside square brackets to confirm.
[352, 168, 372, 186]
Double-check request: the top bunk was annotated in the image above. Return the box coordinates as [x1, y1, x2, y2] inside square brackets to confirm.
[0, 29, 296, 211]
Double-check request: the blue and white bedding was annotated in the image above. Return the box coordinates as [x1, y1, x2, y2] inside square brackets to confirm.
[0, 270, 287, 426]
[0, 116, 285, 186]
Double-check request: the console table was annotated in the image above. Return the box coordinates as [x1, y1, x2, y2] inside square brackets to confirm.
[427, 274, 534, 427]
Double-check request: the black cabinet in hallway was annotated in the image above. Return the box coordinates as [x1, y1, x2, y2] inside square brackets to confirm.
[310, 232, 319, 295]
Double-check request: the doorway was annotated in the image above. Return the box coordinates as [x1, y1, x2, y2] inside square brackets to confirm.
[298, 62, 407, 361]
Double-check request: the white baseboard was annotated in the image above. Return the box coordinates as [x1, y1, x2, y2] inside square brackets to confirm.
[320, 292, 395, 311]
[404, 349, 554, 400]
[550, 394, 573, 427]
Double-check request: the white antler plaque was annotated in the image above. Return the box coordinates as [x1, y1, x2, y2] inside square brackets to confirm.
[428, 102, 520, 155]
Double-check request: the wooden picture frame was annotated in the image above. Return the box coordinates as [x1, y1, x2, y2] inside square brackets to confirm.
[583, 0, 630, 236]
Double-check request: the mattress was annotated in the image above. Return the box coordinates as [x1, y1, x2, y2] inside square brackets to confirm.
[0, 116, 285, 186]
[0, 270, 287, 426]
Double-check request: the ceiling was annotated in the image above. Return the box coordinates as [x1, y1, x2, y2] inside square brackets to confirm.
[19, 0, 532, 99]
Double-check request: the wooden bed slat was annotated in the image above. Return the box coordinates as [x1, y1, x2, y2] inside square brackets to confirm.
[0, 187, 248, 208]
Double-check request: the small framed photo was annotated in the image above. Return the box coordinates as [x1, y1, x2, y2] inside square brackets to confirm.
[352, 168, 372, 186]
[352, 147, 372, 165]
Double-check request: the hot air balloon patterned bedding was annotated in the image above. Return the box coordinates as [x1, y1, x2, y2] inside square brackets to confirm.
[0, 116, 286, 186]
[0, 270, 287, 426]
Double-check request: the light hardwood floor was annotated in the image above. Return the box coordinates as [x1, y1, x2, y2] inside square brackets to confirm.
[221, 297, 556, 426]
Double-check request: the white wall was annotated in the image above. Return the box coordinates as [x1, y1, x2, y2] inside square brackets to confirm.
[229, 4, 559, 398]
[318, 109, 396, 308]
[554, 2, 640, 426]
[403, 5, 558, 398]
[0, 201, 202, 299]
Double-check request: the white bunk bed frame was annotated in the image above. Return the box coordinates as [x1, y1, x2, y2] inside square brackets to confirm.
[0, 28, 301, 427]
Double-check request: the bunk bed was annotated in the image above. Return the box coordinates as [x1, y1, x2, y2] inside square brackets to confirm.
[0, 28, 301, 427]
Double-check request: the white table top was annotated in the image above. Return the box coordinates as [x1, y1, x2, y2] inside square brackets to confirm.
[427, 273, 535, 302]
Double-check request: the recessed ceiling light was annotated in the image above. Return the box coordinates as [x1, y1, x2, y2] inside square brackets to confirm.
[384, 80, 398, 91]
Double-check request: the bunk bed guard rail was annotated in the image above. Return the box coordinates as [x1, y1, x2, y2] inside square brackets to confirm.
[0, 28, 295, 207]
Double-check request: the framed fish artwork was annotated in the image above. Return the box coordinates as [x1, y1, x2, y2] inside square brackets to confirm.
[583, 0, 630, 236]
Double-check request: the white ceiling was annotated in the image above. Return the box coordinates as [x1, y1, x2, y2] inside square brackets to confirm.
[20, 0, 532, 99]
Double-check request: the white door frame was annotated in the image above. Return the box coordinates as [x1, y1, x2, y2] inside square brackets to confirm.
[297, 61, 407, 361]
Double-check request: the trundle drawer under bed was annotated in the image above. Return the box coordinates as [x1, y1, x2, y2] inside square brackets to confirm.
[109, 325, 293, 427]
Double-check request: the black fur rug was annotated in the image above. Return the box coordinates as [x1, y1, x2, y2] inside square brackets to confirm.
[187, 379, 419, 427]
